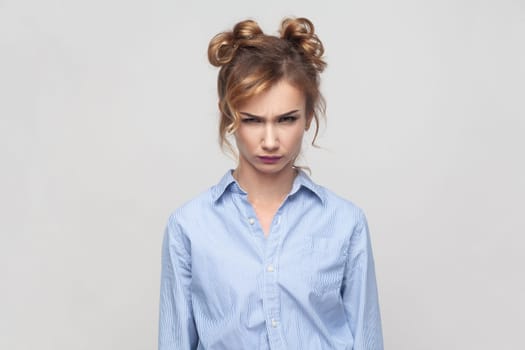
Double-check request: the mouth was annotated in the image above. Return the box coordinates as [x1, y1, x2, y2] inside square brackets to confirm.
[258, 156, 282, 164]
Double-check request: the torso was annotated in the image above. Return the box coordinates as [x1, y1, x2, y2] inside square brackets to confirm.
[160, 170, 377, 348]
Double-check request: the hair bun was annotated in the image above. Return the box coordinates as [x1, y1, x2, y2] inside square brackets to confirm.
[208, 20, 263, 67]
[280, 17, 326, 72]
[232, 19, 263, 41]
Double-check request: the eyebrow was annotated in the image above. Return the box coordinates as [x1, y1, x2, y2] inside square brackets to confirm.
[239, 109, 300, 119]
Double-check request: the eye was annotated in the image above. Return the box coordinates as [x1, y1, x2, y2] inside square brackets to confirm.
[241, 117, 261, 124]
[279, 115, 298, 123]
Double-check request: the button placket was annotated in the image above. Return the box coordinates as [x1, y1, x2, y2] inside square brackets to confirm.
[262, 210, 284, 349]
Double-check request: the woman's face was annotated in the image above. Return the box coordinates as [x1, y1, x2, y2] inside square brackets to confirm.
[234, 80, 309, 177]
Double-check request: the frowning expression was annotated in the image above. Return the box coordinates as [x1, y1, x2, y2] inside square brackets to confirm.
[234, 80, 310, 177]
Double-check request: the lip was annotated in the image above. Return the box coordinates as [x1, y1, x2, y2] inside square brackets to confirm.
[258, 156, 282, 164]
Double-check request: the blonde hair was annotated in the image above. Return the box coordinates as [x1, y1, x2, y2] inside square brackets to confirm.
[208, 17, 327, 155]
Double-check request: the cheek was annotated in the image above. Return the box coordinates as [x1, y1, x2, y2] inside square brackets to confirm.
[234, 130, 254, 150]
[295, 128, 306, 144]
[288, 130, 306, 152]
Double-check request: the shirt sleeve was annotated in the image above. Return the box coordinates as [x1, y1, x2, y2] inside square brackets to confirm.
[341, 209, 384, 350]
[158, 214, 198, 350]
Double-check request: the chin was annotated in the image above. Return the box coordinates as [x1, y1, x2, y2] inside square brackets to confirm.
[256, 164, 292, 175]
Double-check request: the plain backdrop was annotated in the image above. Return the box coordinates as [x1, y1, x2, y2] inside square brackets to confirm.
[1, 0, 524, 349]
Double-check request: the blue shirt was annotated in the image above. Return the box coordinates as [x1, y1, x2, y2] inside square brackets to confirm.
[159, 170, 383, 350]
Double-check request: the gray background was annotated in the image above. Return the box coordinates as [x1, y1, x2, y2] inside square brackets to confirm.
[1, 0, 524, 349]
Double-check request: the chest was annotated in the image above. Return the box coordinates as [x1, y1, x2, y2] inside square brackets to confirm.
[188, 202, 352, 301]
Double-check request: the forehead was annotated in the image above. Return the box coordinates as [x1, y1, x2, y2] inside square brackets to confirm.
[238, 80, 306, 116]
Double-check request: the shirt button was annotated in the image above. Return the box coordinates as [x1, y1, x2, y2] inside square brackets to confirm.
[271, 319, 278, 328]
[267, 264, 274, 272]
[248, 218, 255, 225]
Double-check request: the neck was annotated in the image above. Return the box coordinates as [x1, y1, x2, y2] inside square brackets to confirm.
[233, 165, 297, 205]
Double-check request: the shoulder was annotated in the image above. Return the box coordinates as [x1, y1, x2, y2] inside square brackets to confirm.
[313, 186, 374, 254]
[166, 187, 215, 229]
[162, 188, 215, 251]
[164, 170, 236, 240]
[315, 183, 367, 223]
[297, 171, 368, 232]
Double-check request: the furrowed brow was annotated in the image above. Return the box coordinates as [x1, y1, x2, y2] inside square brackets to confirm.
[239, 110, 300, 119]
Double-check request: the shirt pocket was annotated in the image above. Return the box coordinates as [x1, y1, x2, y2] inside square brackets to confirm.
[302, 236, 348, 295]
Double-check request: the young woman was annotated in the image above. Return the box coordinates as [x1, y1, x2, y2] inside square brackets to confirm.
[159, 17, 383, 350]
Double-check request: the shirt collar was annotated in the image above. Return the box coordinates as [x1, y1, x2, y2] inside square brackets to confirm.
[289, 169, 325, 203]
[211, 169, 241, 202]
[211, 169, 325, 204]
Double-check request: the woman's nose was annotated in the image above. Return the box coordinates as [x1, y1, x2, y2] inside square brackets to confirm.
[261, 125, 279, 151]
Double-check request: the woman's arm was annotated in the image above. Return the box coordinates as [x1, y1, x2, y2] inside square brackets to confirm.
[341, 210, 384, 350]
[158, 215, 198, 350]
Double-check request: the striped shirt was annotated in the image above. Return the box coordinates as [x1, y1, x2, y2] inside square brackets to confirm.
[159, 169, 383, 349]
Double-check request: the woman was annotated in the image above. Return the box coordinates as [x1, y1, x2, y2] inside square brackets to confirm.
[159, 17, 383, 350]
